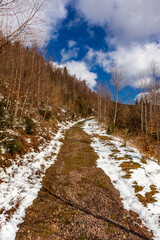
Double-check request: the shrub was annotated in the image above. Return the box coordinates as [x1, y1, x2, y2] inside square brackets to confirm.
[5, 138, 21, 155]
[107, 126, 112, 135]
[87, 105, 93, 115]
[71, 112, 75, 120]
[39, 109, 52, 120]
[24, 117, 36, 134]
[0, 100, 7, 130]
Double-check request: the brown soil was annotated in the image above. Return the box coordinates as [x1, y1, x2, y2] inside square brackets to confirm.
[16, 122, 153, 240]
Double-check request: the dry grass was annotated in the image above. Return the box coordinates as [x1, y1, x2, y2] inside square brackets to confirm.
[136, 185, 158, 207]
[120, 161, 141, 179]
[15, 122, 153, 240]
[141, 156, 147, 164]
[133, 181, 144, 193]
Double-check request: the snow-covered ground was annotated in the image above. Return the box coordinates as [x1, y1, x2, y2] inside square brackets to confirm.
[83, 119, 160, 240]
[0, 119, 83, 240]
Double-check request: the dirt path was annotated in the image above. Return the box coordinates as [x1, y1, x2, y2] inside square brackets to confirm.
[16, 122, 153, 240]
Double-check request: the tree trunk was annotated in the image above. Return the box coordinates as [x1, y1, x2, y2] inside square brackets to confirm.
[144, 95, 148, 137]
[141, 99, 144, 132]
[156, 117, 160, 165]
[113, 93, 118, 126]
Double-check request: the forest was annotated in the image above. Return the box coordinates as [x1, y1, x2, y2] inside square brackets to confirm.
[2, 1, 160, 240]
[0, 36, 160, 164]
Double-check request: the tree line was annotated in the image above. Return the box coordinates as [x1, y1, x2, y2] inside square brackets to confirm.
[1, 1, 160, 163]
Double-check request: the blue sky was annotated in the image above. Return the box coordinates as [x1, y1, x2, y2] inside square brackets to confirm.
[45, 1, 145, 102]
[40, 0, 160, 102]
[3, 0, 160, 102]
[46, 5, 111, 90]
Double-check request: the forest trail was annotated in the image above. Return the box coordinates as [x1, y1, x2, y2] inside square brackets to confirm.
[15, 121, 152, 240]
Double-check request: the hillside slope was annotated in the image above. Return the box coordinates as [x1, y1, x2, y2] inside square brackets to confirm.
[15, 120, 152, 240]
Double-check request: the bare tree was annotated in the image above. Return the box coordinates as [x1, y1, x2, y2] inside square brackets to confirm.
[139, 74, 150, 136]
[0, 0, 44, 49]
[103, 84, 110, 124]
[97, 82, 102, 121]
[111, 63, 125, 126]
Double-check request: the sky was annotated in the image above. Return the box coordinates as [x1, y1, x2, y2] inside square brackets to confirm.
[2, 0, 160, 102]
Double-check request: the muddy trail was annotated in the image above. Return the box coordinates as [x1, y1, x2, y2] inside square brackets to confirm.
[15, 122, 153, 240]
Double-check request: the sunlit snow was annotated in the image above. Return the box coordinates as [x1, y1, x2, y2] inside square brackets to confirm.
[83, 119, 160, 240]
[0, 119, 83, 240]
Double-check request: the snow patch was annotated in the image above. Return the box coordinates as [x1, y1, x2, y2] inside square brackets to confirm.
[83, 119, 160, 240]
[0, 119, 84, 240]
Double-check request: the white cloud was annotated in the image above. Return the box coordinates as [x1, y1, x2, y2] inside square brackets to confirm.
[135, 88, 160, 102]
[39, 0, 71, 43]
[110, 43, 160, 87]
[0, 0, 70, 45]
[65, 61, 97, 89]
[86, 42, 160, 88]
[86, 48, 111, 72]
[136, 77, 152, 89]
[52, 60, 97, 89]
[61, 47, 79, 62]
[77, 0, 160, 45]
[77, 0, 112, 26]
[68, 40, 76, 48]
[78, 0, 160, 89]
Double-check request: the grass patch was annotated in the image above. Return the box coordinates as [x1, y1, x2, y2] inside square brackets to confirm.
[99, 135, 113, 141]
[124, 154, 132, 160]
[133, 181, 144, 193]
[106, 142, 114, 146]
[4, 137, 21, 155]
[106, 223, 115, 233]
[24, 117, 36, 134]
[117, 157, 124, 161]
[61, 128, 98, 174]
[60, 210, 76, 225]
[95, 176, 109, 189]
[81, 177, 91, 184]
[93, 134, 114, 145]
[141, 156, 147, 164]
[120, 161, 141, 179]
[136, 185, 158, 207]
[35, 224, 53, 237]
[111, 149, 120, 154]
[109, 153, 118, 160]
[125, 149, 135, 153]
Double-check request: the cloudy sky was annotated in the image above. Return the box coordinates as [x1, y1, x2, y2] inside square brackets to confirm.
[2, 0, 160, 101]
